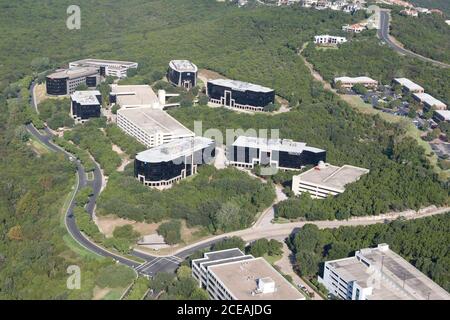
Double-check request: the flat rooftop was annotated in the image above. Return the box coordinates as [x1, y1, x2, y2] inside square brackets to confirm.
[169, 60, 198, 73]
[136, 137, 214, 163]
[232, 136, 325, 154]
[71, 90, 101, 105]
[117, 107, 193, 137]
[328, 244, 450, 300]
[71, 58, 138, 67]
[435, 110, 450, 121]
[111, 84, 160, 108]
[394, 78, 424, 92]
[47, 66, 99, 80]
[208, 79, 274, 93]
[413, 93, 447, 107]
[296, 163, 369, 192]
[334, 76, 378, 84]
[209, 257, 305, 300]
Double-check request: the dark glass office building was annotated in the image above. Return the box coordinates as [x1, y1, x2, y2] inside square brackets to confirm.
[46, 67, 100, 96]
[46, 77, 68, 95]
[71, 91, 102, 122]
[167, 60, 198, 89]
[207, 79, 275, 111]
[135, 137, 216, 188]
[227, 136, 326, 170]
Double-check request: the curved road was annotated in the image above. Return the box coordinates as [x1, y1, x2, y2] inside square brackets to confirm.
[378, 10, 450, 68]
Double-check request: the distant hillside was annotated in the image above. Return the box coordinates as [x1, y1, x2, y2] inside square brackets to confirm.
[409, 0, 450, 15]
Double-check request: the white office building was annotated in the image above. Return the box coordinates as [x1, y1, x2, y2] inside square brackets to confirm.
[319, 244, 450, 300]
[314, 35, 348, 46]
[110, 84, 161, 109]
[413, 93, 447, 111]
[117, 107, 194, 149]
[292, 161, 369, 198]
[69, 59, 138, 79]
[393, 78, 424, 94]
[192, 249, 305, 300]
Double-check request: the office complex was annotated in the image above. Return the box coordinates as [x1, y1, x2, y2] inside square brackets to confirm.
[393, 78, 424, 94]
[110, 84, 161, 109]
[70, 90, 102, 123]
[69, 59, 138, 79]
[318, 244, 450, 300]
[117, 107, 193, 149]
[167, 60, 198, 89]
[46, 67, 100, 96]
[134, 137, 215, 188]
[334, 76, 378, 89]
[413, 93, 447, 111]
[433, 110, 450, 123]
[207, 79, 275, 112]
[314, 35, 347, 46]
[292, 162, 369, 198]
[192, 249, 305, 300]
[227, 136, 326, 170]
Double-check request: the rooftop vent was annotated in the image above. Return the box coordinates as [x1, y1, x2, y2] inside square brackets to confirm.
[257, 277, 276, 294]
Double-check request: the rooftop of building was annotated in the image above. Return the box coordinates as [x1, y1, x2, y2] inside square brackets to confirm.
[70, 58, 138, 67]
[394, 78, 424, 92]
[413, 93, 447, 107]
[334, 76, 378, 84]
[434, 110, 450, 120]
[47, 66, 99, 80]
[327, 244, 450, 300]
[209, 257, 305, 300]
[135, 136, 214, 163]
[315, 35, 347, 39]
[208, 79, 274, 94]
[232, 136, 325, 154]
[169, 60, 198, 73]
[295, 162, 369, 192]
[117, 107, 193, 137]
[71, 90, 101, 105]
[111, 84, 160, 108]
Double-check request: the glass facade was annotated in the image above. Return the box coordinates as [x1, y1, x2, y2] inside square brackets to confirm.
[207, 83, 275, 108]
[46, 77, 67, 95]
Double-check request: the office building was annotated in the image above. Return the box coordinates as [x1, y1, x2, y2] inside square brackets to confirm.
[334, 76, 378, 89]
[46, 67, 100, 96]
[110, 84, 161, 109]
[433, 110, 450, 123]
[70, 90, 102, 123]
[167, 60, 198, 89]
[413, 93, 447, 111]
[227, 136, 326, 170]
[117, 107, 194, 149]
[69, 59, 138, 79]
[192, 249, 305, 300]
[318, 244, 450, 300]
[314, 35, 347, 46]
[393, 78, 424, 94]
[292, 161, 369, 198]
[135, 137, 215, 188]
[207, 79, 275, 112]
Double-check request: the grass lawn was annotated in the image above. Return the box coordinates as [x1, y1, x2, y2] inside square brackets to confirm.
[263, 254, 282, 265]
[28, 135, 51, 155]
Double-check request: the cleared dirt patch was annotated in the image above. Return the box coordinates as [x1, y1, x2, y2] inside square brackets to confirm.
[95, 215, 161, 238]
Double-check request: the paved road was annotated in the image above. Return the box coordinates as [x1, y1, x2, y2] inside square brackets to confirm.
[378, 10, 450, 68]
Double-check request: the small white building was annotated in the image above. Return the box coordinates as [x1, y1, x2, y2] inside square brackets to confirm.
[314, 35, 348, 46]
[319, 244, 450, 300]
[342, 23, 366, 33]
[292, 162, 369, 198]
[334, 76, 378, 89]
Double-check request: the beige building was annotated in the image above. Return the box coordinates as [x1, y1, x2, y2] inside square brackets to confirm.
[334, 76, 378, 89]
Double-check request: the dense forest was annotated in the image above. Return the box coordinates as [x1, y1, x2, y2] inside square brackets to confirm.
[409, 0, 450, 15]
[289, 214, 450, 292]
[302, 34, 450, 104]
[391, 12, 450, 65]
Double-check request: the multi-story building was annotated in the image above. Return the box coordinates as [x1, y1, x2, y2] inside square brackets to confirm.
[46, 67, 100, 96]
[69, 59, 138, 79]
[134, 137, 215, 188]
[110, 84, 161, 109]
[413, 93, 447, 111]
[334, 76, 378, 89]
[70, 90, 102, 123]
[167, 60, 198, 90]
[433, 110, 450, 123]
[393, 78, 424, 94]
[116, 107, 194, 149]
[314, 35, 348, 46]
[192, 249, 305, 300]
[292, 161, 369, 198]
[318, 244, 450, 300]
[227, 136, 326, 170]
[207, 79, 275, 112]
